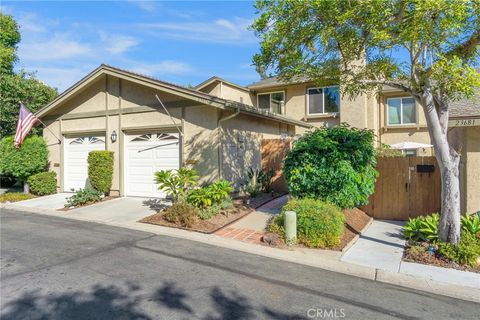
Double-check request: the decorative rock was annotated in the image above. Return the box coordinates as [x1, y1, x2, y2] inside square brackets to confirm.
[262, 233, 281, 246]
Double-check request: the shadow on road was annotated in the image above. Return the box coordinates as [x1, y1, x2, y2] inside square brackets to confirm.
[1, 281, 308, 320]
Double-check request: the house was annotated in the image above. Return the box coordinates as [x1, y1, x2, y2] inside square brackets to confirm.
[36, 65, 310, 198]
[194, 75, 480, 214]
[37, 64, 479, 213]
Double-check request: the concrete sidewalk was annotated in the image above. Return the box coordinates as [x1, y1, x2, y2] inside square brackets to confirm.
[341, 220, 405, 272]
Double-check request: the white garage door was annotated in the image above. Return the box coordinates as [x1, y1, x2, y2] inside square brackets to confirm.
[64, 136, 105, 191]
[125, 132, 180, 198]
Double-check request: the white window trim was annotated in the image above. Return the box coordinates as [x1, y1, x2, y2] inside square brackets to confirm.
[306, 86, 340, 116]
[386, 97, 417, 126]
[257, 91, 285, 114]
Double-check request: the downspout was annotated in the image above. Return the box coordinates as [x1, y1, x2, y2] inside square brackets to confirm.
[217, 106, 240, 179]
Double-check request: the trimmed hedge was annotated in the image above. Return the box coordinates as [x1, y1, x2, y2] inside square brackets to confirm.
[87, 151, 113, 194]
[269, 198, 345, 248]
[28, 171, 57, 195]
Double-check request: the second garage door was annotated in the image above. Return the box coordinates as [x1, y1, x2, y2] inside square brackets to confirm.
[125, 132, 180, 198]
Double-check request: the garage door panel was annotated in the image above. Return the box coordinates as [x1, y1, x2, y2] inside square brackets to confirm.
[64, 136, 105, 191]
[125, 132, 180, 198]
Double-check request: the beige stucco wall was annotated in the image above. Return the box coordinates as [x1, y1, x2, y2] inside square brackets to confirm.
[42, 73, 288, 195]
[199, 81, 254, 105]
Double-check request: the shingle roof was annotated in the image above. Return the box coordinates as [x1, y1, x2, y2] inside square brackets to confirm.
[450, 91, 480, 118]
[247, 76, 310, 89]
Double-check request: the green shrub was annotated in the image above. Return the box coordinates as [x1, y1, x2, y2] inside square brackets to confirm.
[270, 198, 345, 248]
[284, 124, 377, 209]
[163, 202, 198, 227]
[197, 198, 233, 220]
[403, 213, 439, 242]
[187, 179, 233, 209]
[243, 168, 275, 195]
[65, 188, 103, 208]
[461, 214, 480, 235]
[155, 168, 199, 202]
[0, 192, 35, 203]
[87, 151, 114, 194]
[0, 135, 48, 182]
[27, 171, 57, 195]
[438, 232, 480, 267]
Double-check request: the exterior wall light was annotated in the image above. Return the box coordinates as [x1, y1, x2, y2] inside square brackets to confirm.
[111, 130, 117, 143]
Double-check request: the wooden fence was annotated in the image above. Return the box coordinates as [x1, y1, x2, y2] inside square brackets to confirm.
[261, 139, 290, 193]
[361, 156, 441, 220]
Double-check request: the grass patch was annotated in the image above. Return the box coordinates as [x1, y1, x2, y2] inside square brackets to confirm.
[0, 192, 35, 203]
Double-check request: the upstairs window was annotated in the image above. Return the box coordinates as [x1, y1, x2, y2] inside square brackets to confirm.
[387, 97, 416, 125]
[307, 86, 340, 115]
[257, 91, 285, 114]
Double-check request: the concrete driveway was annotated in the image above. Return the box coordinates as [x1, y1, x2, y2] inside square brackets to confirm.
[9, 194, 164, 224]
[67, 197, 163, 224]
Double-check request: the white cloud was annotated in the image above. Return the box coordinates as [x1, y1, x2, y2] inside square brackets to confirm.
[139, 17, 255, 44]
[100, 33, 138, 54]
[29, 66, 95, 91]
[19, 34, 92, 60]
[129, 1, 157, 12]
[128, 60, 194, 76]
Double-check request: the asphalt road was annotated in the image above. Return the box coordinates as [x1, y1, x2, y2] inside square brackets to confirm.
[1, 209, 478, 320]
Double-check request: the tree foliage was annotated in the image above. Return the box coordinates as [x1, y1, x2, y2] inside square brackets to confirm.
[0, 135, 49, 181]
[0, 13, 57, 138]
[252, 0, 480, 244]
[284, 124, 377, 209]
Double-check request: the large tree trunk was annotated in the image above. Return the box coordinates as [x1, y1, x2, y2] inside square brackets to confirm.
[420, 89, 461, 245]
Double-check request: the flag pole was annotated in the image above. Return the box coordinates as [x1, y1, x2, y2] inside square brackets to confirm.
[20, 101, 62, 144]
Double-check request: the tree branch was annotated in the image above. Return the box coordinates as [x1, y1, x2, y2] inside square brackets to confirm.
[358, 79, 414, 94]
[444, 29, 480, 61]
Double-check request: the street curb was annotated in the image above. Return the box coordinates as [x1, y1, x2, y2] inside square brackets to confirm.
[2, 203, 478, 303]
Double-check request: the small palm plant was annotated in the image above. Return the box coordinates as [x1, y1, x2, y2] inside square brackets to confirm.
[154, 168, 199, 202]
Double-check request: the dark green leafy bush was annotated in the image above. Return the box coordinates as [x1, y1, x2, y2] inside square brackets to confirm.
[87, 151, 114, 194]
[0, 135, 48, 181]
[269, 198, 345, 248]
[437, 232, 480, 267]
[284, 124, 377, 209]
[403, 214, 439, 242]
[163, 202, 198, 227]
[243, 168, 275, 196]
[65, 188, 103, 208]
[27, 171, 57, 195]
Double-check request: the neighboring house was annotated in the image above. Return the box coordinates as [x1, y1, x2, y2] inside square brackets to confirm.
[36, 65, 309, 198]
[195, 75, 480, 214]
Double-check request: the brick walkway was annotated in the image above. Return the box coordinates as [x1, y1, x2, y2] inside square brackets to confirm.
[214, 227, 265, 244]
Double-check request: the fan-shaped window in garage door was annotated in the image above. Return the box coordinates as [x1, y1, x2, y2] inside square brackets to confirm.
[130, 133, 178, 143]
[69, 136, 105, 145]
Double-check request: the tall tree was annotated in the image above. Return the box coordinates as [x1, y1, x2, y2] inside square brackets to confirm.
[252, 0, 480, 245]
[0, 13, 57, 138]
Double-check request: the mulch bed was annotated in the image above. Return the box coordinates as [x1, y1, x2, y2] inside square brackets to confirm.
[59, 196, 118, 211]
[403, 242, 480, 273]
[140, 205, 253, 234]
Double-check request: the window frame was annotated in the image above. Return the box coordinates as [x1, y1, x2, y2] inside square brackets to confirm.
[306, 85, 340, 116]
[386, 97, 417, 126]
[256, 90, 286, 114]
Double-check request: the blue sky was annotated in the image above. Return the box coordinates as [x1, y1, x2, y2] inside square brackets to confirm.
[2, 1, 261, 92]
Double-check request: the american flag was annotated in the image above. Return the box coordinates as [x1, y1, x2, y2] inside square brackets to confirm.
[14, 103, 38, 148]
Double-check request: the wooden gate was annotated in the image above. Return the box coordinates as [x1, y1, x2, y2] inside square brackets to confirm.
[361, 156, 441, 220]
[261, 139, 290, 193]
